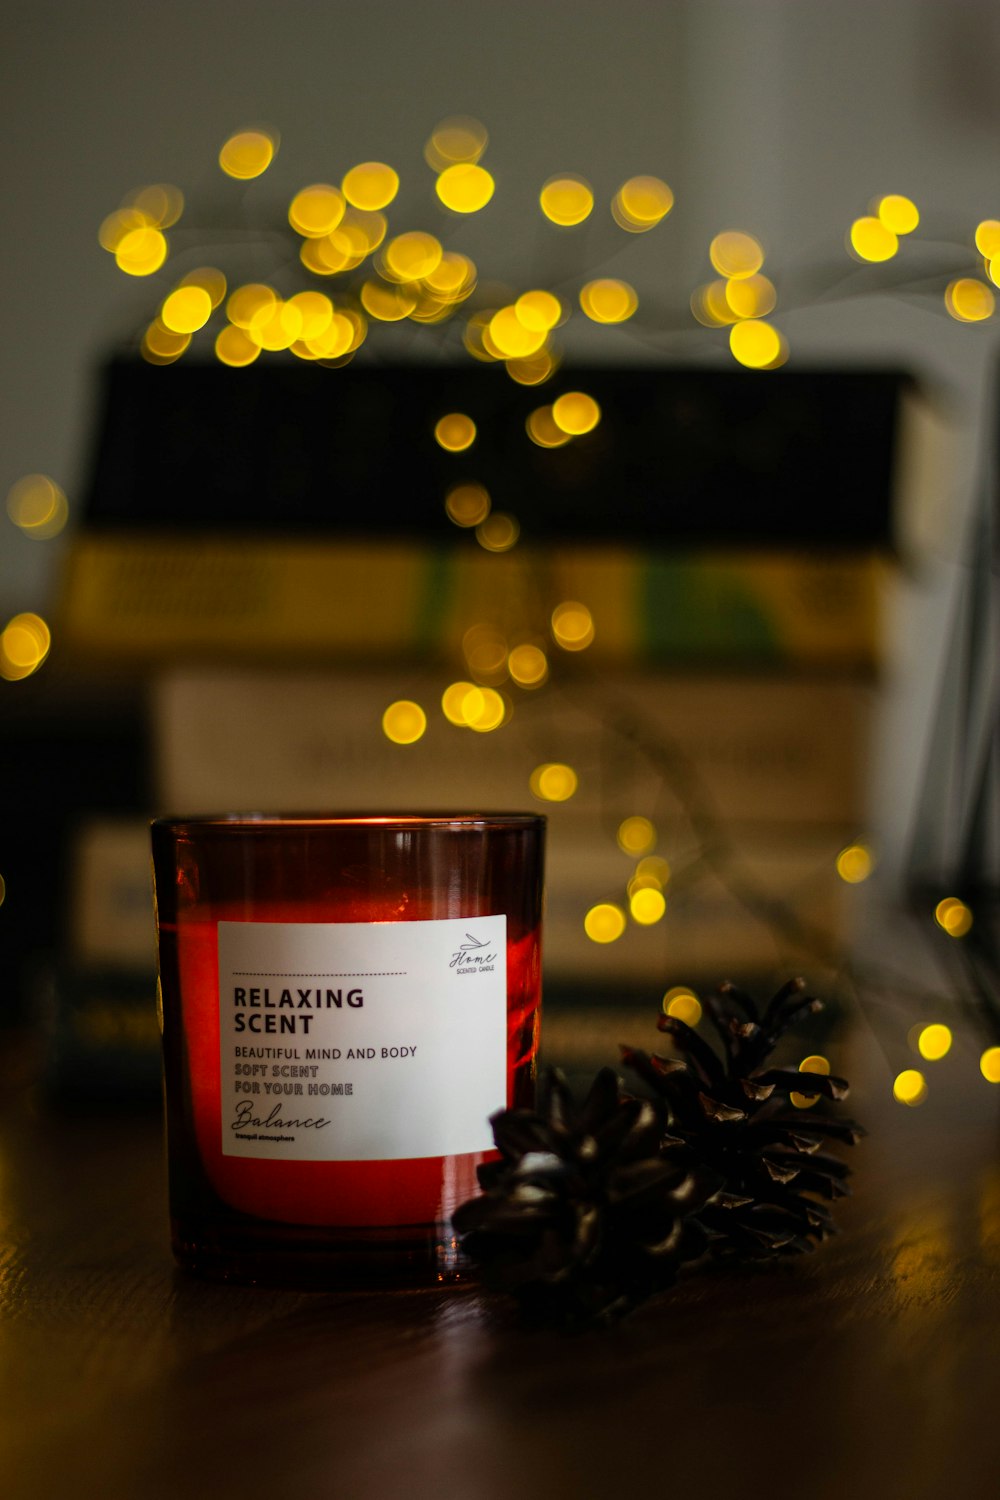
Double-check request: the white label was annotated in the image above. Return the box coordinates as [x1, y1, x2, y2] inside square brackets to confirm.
[218, 916, 507, 1161]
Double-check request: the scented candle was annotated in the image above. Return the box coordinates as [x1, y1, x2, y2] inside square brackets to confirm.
[151, 814, 544, 1285]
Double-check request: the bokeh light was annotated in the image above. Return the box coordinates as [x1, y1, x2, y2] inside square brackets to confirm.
[161, 286, 212, 334]
[724, 274, 776, 319]
[129, 182, 184, 228]
[99, 207, 150, 252]
[836, 842, 874, 883]
[690, 279, 739, 327]
[342, 162, 399, 212]
[617, 816, 656, 856]
[381, 700, 427, 744]
[515, 290, 562, 332]
[791, 1053, 832, 1109]
[917, 1024, 952, 1061]
[462, 624, 508, 681]
[489, 306, 547, 358]
[435, 163, 495, 213]
[663, 987, 701, 1026]
[877, 194, 919, 234]
[974, 220, 1000, 259]
[630, 887, 666, 925]
[445, 483, 490, 527]
[383, 231, 442, 281]
[729, 319, 786, 369]
[227, 283, 276, 327]
[141, 322, 190, 365]
[945, 278, 995, 322]
[633, 855, 670, 888]
[526, 405, 572, 449]
[710, 231, 764, 278]
[540, 175, 594, 226]
[289, 184, 345, 238]
[0, 613, 51, 681]
[360, 280, 417, 321]
[214, 326, 260, 367]
[179, 266, 227, 308]
[476, 512, 519, 551]
[219, 130, 276, 180]
[584, 903, 626, 943]
[552, 391, 600, 435]
[530, 763, 578, 802]
[434, 412, 476, 452]
[849, 216, 898, 262]
[579, 279, 638, 323]
[935, 896, 973, 936]
[463, 686, 507, 732]
[424, 116, 488, 172]
[507, 351, 558, 386]
[249, 299, 302, 351]
[551, 600, 594, 651]
[6, 474, 68, 539]
[893, 1069, 928, 1106]
[115, 227, 167, 277]
[980, 1048, 1000, 1084]
[508, 643, 548, 688]
[613, 175, 673, 231]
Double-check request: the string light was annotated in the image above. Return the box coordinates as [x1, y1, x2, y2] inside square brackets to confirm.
[916, 1024, 952, 1061]
[381, 700, 427, 744]
[836, 842, 874, 883]
[935, 897, 973, 937]
[530, 763, 578, 802]
[980, 1048, 1000, 1084]
[893, 1069, 928, 1106]
[435, 163, 494, 213]
[583, 903, 626, 943]
[551, 391, 600, 435]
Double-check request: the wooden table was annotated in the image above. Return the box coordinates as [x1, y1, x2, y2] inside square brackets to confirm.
[3, 1026, 1000, 1500]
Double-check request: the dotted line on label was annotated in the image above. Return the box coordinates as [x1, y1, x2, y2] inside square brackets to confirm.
[231, 971, 408, 977]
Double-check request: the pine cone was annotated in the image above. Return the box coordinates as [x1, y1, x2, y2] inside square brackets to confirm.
[621, 978, 864, 1261]
[453, 1066, 717, 1325]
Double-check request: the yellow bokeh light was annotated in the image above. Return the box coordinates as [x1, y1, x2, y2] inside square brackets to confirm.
[526, 405, 572, 449]
[434, 412, 476, 452]
[630, 887, 666, 925]
[790, 1054, 831, 1109]
[836, 842, 874, 883]
[383, 232, 443, 282]
[289, 184, 345, 238]
[515, 290, 563, 332]
[360, 279, 417, 322]
[462, 624, 508, 680]
[849, 216, 898, 262]
[663, 987, 701, 1026]
[179, 266, 226, 309]
[214, 325, 260, 367]
[6, 475, 68, 539]
[613, 175, 674, 231]
[141, 321, 191, 364]
[551, 600, 594, 651]
[579, 278, 638, 324]
[729, 319, 784, 369]
[584, 902, 626, 944]
[424, 116, 488, 171]
[507, 351, 558, 386]
[508, 643, 548, 688]
[552, 391, 600, 435]
[219, 130, 276, 180]
[161, 286, 213, 335]
[382, 700, 427, 745]
[945, 278, 995, 323]
[530, 763, 578, 803]
[476, 512, 519, 552]
[0, 613, 51, 681]
[617, 816, 656, 856]
[935, 896, 973, 937]
[464, 686, 507, 732]
[893, 1069, 928, 1107]
[115, 226, 167, 277]
[634, 855, 670, 888]
[435, 163, 495, 213]
[227, 284, 276, 328]
[974, 220, 1000, 259]
[342, 162, 399, 212]
[710, 231, 764, 278]
[724, 274, 777, 320]
[540, 175, 594, 227]
[980, 1047, 1000, 1084]
[424, 252, 477, 299]
[489, 306, 547, 358]
[99, 207, 150, 253]
[286, 291, 334, 341]
[249, 300, 303, 351]
[445, 483, 490, 527]
[441, 681, 477, 726]
[690, 279, 739, 328]
[917, 1024, 952, 1062]
[129, 182, 184, 228]
[877, 195, 919, 235]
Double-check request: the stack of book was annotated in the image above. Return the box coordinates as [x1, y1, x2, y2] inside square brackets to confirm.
[58, 359, 945, 1017]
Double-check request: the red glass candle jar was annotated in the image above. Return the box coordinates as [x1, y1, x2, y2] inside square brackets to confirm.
[151, 813, 544, 1286]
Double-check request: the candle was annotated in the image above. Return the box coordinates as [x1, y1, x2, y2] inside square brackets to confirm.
[151, 814, 544, 1285]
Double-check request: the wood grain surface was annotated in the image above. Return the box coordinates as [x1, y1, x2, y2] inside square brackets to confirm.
[3, 1030, 1000, 1500]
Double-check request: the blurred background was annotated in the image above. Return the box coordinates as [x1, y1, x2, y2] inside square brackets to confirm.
[1, 0, 997, 1107]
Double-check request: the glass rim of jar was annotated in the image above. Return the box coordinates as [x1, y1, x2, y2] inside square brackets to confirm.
[151, 811, 546, 834]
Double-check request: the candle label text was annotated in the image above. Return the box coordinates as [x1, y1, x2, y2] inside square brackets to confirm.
[217, 916, 507, 1161]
